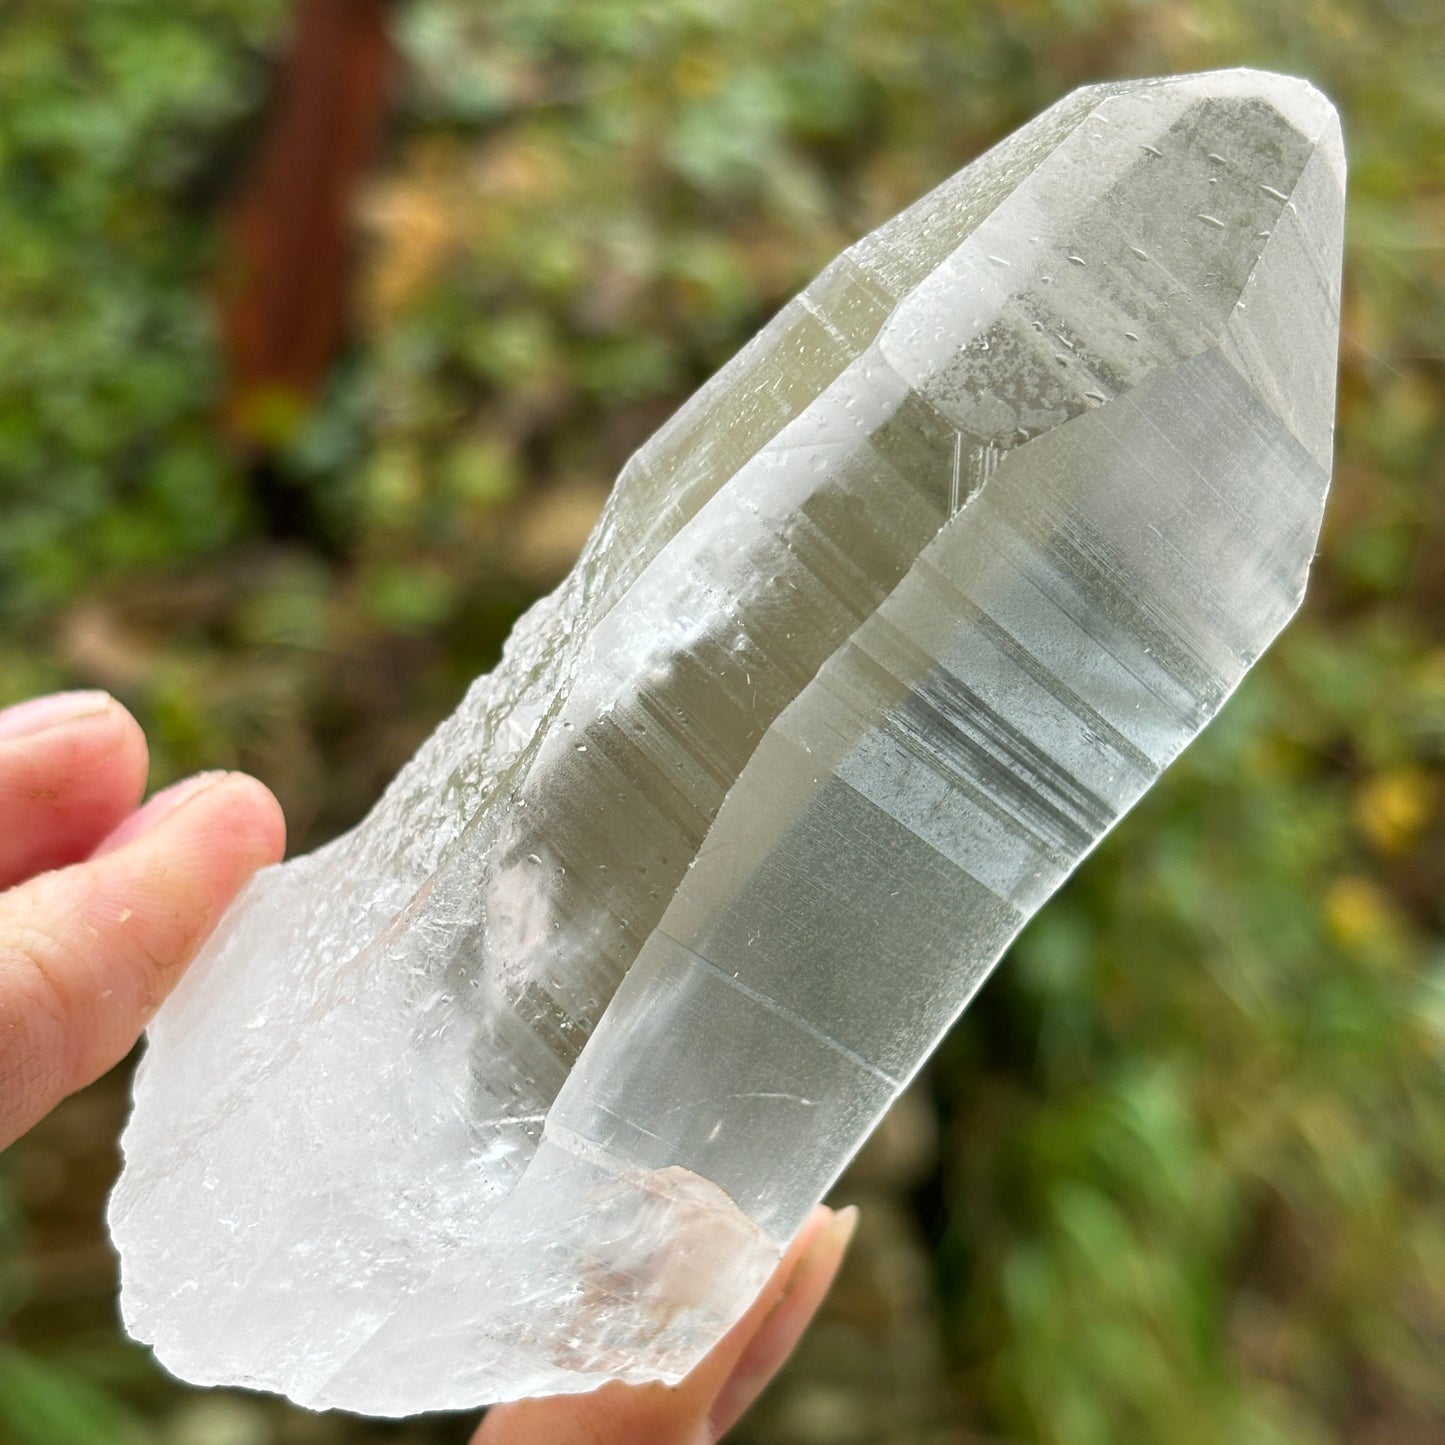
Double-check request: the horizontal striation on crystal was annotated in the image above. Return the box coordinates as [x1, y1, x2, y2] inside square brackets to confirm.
[110, 68, 1344, 1415]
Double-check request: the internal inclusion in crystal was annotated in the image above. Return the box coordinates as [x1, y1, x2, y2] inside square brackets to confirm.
[110, 69, 1344, 1415]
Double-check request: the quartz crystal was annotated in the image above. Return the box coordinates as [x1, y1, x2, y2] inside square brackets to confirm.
[110, 69, 1344, 1415]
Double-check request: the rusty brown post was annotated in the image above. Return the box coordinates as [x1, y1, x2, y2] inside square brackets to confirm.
[219, 0, 396, 446]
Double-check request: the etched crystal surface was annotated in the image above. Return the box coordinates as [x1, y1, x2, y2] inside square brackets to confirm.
[110, 69, 1344, 1415]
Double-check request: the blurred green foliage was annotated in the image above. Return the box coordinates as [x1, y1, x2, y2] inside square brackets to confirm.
[0, 1, 1440, 1443]
[0, 1, 289, 617]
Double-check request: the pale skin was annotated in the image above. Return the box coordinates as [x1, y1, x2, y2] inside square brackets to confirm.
[0, 690, 854, 1444]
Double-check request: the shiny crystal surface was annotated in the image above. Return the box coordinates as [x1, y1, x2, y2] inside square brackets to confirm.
[110, 69, 1344, 1415]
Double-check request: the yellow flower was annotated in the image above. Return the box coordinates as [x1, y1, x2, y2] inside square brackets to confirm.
[1355, 768, 1433, 855]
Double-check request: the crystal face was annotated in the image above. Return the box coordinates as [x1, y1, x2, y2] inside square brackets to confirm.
[110, 69, 1344, 1415]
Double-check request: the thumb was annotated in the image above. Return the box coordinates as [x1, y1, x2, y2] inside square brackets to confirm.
[474, 1204, 858, 1445]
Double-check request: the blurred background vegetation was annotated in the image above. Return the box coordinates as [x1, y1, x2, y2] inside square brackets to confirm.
[0, 0, 1440, 1441]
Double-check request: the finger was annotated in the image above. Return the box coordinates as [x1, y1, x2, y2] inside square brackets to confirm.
[474, 1203, 857, 1445]
[706, 1205, 858, 1440]
[0, 771, 285, 1148]
[0, 691, 149, 889]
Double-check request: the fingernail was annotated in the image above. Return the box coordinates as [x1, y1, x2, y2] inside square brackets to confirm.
[707, 1205, 859, 1440]
[93, 772, 231, 858]
[0, 690, 112, 741]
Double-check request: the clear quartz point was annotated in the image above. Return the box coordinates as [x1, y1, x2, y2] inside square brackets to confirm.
[109, 68, 1344, 1414]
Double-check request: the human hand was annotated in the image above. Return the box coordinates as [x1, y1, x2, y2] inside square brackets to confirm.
[475, 1202, 858, 1445]
[0, 690, 855, 1441]
[0, 690, 285, 1147]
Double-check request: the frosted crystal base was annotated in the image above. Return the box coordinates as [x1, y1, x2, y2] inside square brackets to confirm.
[110, 68, 1344, 1415]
